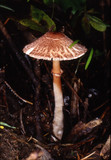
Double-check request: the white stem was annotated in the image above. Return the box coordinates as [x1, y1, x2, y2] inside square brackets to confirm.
[52, 61, 64, 140]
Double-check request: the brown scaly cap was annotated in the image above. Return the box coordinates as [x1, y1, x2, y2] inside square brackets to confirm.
[23, 32, 87, 61]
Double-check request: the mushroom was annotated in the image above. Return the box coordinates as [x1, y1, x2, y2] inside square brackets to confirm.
[23, 32, 87, 140]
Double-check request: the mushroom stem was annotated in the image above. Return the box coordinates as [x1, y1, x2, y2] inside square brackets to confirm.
[52, 60, 64, 140]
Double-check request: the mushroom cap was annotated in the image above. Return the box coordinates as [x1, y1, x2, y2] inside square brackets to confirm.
[23, 32, 87, 61]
